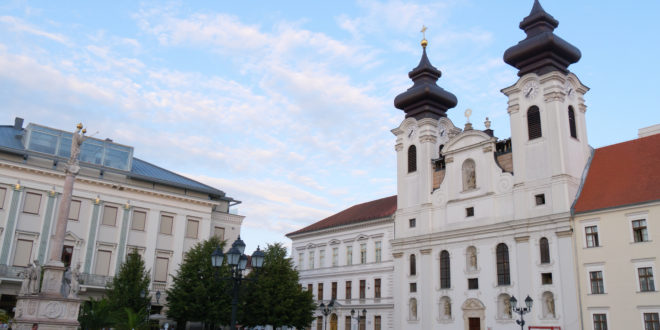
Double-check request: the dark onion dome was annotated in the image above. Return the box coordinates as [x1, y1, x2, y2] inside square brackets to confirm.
[503, 0, 581, 77]
[394, 40, 457, 119]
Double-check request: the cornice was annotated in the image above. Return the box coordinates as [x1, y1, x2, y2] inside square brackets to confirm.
[287, 216, 394, 240]
[392, 212, 572, 249]
[0, 160, 217, 207]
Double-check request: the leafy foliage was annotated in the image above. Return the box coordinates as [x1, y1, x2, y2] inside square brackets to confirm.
[241, 243, 316, 328]
[166, 236, 231, 328]
[78, 298, 113, 330]
[105, 250, 151, 320]
[112, 307, 148, 330]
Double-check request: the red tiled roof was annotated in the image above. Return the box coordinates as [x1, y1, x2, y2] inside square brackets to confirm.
[286, 195, 397, 237]
[574, 134, 660, 213]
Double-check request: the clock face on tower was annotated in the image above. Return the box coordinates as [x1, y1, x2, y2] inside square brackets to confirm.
[523, 81, 540, 99]
[564, 81, 576, 99]
[407, 126, 416, 139]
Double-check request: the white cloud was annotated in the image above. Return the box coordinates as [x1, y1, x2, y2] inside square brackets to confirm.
[0, 15, 70, 45]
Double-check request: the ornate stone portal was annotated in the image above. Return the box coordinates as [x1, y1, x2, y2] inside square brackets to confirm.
[13, 124, 87, 329]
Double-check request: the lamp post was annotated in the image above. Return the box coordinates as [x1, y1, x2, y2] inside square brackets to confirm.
[350, 308, 367, 330]
[509, 295, 533, 330]
[319, 299, 335, 330]
[211, 236, 265, 330]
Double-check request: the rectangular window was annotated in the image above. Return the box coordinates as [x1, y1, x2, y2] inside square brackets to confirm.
[409, 218, 416, 228]
[309, 251, 315, 270]
[316, 317, 322, 330]
[131, 210, 146, 231]
[638, 267, 656, 292]
[319, 250, 325, 268]
[542, 272, 553, 285]
[644, 313, 659, 330]
[101, 205, 118, 226]
[94, 250, 112, 276]
[346, 246, 353, 265]
[590, 271, 605, 294]
[185, 219, 199, 238]
[298, 253, 304, 269]
[593, 313, 607, 330]
[160, 214, 173, 235]
[0, 187, 6, 209]
[468, 278, 478, 290]
[375, 241, 382, 263]
[13, 239, 33, 267]
[360, 243, 367, 264]
[345, 316, 351, 330]
[374, 278, 381, 298]
[331, 282, 337, 300]
[345, 281, 352, 300]
[307, 283, 313, 292]
[317, 282, 323, 300]
[374, 316, 381, 330]
[154, 257, 169, 282]
[585, 225, 599, 247]
[360, 280, 366, 299]
[332, 247, 338, 267]
[466, 207, 474, 217]
[213, 226, 225, 240]
[409, 282, 416, 293]
[68, 200, 81, 220]
[633, 219, 649, 242]
[535, 194, 546, 205]
[23, 192, 42, 214]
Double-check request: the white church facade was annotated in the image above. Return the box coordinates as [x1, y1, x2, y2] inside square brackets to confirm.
[291, 1, 592, 329]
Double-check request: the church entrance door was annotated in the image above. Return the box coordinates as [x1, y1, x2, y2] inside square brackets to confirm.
[329, 313, 337, 330]
[469, 317, 480, 330]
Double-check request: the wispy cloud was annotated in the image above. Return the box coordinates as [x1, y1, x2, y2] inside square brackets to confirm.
[0, 15, 70, 45]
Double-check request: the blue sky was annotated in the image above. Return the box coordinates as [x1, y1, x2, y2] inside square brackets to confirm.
[2, 1, 659, 253]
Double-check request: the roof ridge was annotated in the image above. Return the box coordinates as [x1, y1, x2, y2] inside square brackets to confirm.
[132, 157, 226, 196]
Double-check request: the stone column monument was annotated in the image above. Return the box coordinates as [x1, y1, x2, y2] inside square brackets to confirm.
[13, 124, 87, 329]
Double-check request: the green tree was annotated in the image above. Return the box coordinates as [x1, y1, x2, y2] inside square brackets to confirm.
[242, 243, 316, 328]
[166, 236, 231, 329]
[112, 307, 148, 330]
[78, 298, 113, 330]
[105, 250, 151, 318]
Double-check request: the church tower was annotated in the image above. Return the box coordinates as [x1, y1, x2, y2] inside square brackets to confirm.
[502, 0, 591, 217]
[392, 36, 457, 232]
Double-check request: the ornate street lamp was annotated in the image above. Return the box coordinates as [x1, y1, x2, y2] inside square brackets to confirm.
[140, 289, 151, 323]
[510, 295, 533, 330]
[211, 236, 264, 330]
[319, 299, 335, 330]
[350, 308, 367, 330]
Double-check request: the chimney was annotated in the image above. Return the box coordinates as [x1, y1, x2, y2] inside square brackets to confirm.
[14, 117, 24, 129]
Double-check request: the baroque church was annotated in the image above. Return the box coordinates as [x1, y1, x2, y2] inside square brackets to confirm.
[290, 1, 659, 330]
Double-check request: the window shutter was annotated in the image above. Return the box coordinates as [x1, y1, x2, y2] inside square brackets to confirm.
[68, 200, 81, 220]
[186, 219, 199, 238]
[154, 257, 169, 282]
[102, 205, 118, 226]
[23, 192, 42, 214]
[527, 106, 542, 140]
[160, 215, 173, 235]
[95, 250, 112, 276]
[214, 226, 225, 240]
[13, 239, 33, 267]
[131, 211, 146, 231]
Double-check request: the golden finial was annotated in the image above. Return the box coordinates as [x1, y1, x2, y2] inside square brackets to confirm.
[82, 128, 87, 134]
[420, 25, 428, 47]
[76, 123, 83, 129]
[94, 195, 101, 205]
[14, 181, 21, 191]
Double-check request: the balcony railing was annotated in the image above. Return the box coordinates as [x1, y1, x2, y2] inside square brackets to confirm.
[79, 273, 113, 287]
[0, 265, 26, 280]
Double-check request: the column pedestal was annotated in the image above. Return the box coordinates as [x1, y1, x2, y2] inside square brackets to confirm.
[13, 262, 81, 329]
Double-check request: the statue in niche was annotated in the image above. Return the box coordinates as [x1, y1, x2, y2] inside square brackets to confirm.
[410, 298, 417, 320]
[467, 247, 477, 271]
[545, 293, 555, 318]
[504, 297, 512, 318]
[462, 159, 476, 190]
[442, 298, 451, 318]
[69, 263, 81, 298]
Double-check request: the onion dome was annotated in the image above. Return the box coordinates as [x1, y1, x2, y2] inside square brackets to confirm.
[503, 0, 581, 77]
[394, 39, 457, 119]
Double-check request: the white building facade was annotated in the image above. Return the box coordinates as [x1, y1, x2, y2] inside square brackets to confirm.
[0, 118, 243, 314]
[287, 196, 396, 330]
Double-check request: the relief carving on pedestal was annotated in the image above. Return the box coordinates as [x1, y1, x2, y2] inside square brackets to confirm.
[43, 301, 64, 319]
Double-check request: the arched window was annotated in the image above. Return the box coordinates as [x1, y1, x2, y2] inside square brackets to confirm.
[462, 159, 476, 190]
[410, 254, 416, 276]
[527, 106, 542, 140]
[408, 145, 417, 173]
[440, 250, 450, 289]
[496, 243, 510, 285]
[568, 106, 577, 138]
[540, 237, 550, 264]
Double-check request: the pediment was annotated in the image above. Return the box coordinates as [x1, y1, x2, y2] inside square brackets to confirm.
[64, 231, 83, 243]
[445, 130, 492, 153]
[462, 298, 485, 310]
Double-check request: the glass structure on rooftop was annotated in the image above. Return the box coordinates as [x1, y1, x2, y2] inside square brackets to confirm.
[25, 124, 133, 171]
